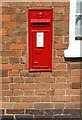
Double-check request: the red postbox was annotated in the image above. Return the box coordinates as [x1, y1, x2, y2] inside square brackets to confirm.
[28, 8, 52, 71]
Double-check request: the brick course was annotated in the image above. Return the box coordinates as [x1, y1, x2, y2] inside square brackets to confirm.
[1, 1, 81, 119]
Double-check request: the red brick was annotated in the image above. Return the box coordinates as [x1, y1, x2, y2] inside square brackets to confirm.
[54, 63, 67, 70]
[2, 7, 16, 14]
[2, 2, 11, 7]
[55, 50, 64, 56]
[2, 103, 12, 109]
[10, 84, 19, 90]
[10, 96, 20, 102]
[34, 78, 55, 83]
[3, 22, 16, 29]
[55, 43, 68, 50]
[35, 89, 54, 96]
[54, 57, 65, 63]
[66, 89, 80, 95]
[71, 96, 80, 102]
[22, 96, 40, 102]
[2, 57, 9, 64]
[54, 7, 65, 14]
[34, 103, 53, 109]
[40, 84, 51, 89]
[13, 77, 24, 83]
[67, 77, 80, 83]
[51, 83, 70, 89]
[2, 15, 10, 21]
[0, 64, 12, 70]
[9, 70, 18, 76]
[56, 77, 67, 83]
[16, 36, 26, 43]
[65, 103, 80, 109]
[41, 96, 50, 102]
[11, 14, 26, 22]
[2, 90, 12, 96]
[13, 64, 23, 70]
[54, 70, 70, 76]
[11, 2, 33, 7]
[71, 70, 80, 76]
[6, 109, 24, 114]
[51, 95, 70, 102]
[54, 103, 64, 109]
[0, 29, 8, 36]
[54, 15, 69, 21]
[1, 78, 12, 84]
[55, 89, 65, 95]
[24, 90, 35, 96]
[12, 90, 23, 96]
[1, 51, 22, 57]
[19, 83, 40, 89]
[2, 84, 10, 90]
[10, 44, 26, 50]
[13, 103, 33, 109]
[2, 97, 9, 102]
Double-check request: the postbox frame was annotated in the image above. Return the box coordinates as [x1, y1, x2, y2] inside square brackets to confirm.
[28, 8, 53, 72]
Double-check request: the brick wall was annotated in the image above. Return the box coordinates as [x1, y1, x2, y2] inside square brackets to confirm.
[1, 2, 81, 119]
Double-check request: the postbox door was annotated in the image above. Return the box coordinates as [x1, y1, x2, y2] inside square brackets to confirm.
[32, 30, 49, 69]
[28, 8, 52, 71]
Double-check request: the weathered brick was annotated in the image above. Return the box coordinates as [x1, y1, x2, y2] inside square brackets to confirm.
[2, 96, 10, 102]
[1, 78, 12, 84]
[54, 63, 67, 70]
[54, 15, 69, 21]
[2, 2, 11, 7]
[2, 57, 9, 64]
[55, 89, 65, 95]
[54, 7, 65, 14]
[55, 50, 64, 56]
[2, 90, 12, 96]
[11, 14, 26, 22]
[71, 96, 80, 102]
[34, 103, 53, 109]
[11, 2, 33, 7]
[16, 36, 26, 43]
[51, 96, 70, 102]
[67, 77, 80, 83]
[6, 109, 24, 114]
[54, 70, 70, 77]
[2, 103, 12, 109]
[51, 83, 70, 89]
[65, 103, 80, 109]
[66, 89, 80, 95]
[2, 70, 8, 77]
[72, 83, 81, 89]
[54, 103, 64, 109]
[1, 51, 21, 57]
[13, 103, 33, 109]
[13, 64, 23, 70]
[2, 7, 16, 14]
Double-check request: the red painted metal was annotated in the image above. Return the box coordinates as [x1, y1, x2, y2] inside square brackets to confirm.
[28, 8, 53, 71]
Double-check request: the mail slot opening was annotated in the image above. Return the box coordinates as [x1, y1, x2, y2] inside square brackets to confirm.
[31, 22, 50, 27]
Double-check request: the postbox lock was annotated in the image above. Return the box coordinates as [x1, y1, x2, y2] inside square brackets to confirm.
[38, 12, 43, 18]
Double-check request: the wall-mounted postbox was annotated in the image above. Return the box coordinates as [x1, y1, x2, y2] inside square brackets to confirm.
[28, 8, 52, 71]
